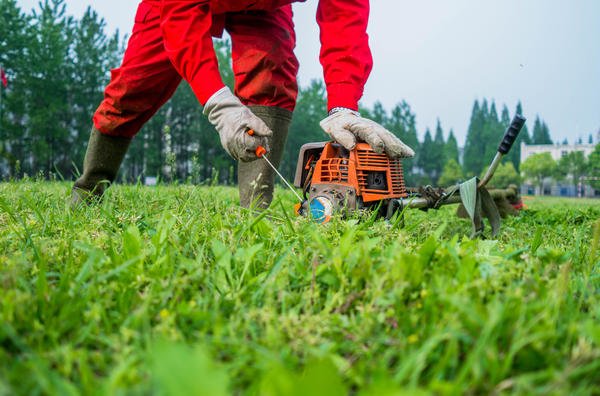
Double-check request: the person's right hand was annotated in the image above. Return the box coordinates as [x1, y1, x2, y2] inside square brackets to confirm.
[203, 87, 272, 162]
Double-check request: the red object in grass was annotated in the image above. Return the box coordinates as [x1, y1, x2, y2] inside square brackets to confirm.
[512, 200, 525, 211]
[0, 68, 7, 88]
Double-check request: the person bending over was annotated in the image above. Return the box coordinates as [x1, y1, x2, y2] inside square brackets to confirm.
[72, 0, 415, 208]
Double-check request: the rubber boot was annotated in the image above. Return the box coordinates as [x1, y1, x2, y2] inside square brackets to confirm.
[238, 106, 292, 209]
[71, 127, 131, 206]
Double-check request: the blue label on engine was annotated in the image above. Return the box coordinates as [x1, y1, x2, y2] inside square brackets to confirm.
[310, 197, 331, 223]
[310, 199, 327, 223]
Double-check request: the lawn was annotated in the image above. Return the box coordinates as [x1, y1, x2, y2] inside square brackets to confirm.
[1, 181, 599, 395]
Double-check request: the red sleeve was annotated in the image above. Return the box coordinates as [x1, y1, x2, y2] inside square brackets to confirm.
[160, 1, 225, 104]
[317, 0, 373, 112]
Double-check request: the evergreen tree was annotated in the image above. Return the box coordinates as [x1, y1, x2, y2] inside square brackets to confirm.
[589, 134, 594, 144]
[70, 7, 120, 177]
[445, 129, 459, 164]
[531, 117, 542, 144]
[483, 101, 502, 161]
[481, 99, 489, 120]
[282, 79, 327, 180]
[24, 0, 75, 177]
[418, 128, 435, 184]
[463, 100, 485, 177]
[369, 101, 387, 125]
[387, 101, 419, 184]
[500, 105, 511, 128]
[532, 116, 553, 144]
[123, 39, 233, 183]
[431, 119, 446, 183]
[0, 0, 31, 177]
[541, 122, 552, 144]
[508, 101, 531, 171]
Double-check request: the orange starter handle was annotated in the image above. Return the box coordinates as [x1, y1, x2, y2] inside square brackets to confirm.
[247, 129, 267, 158]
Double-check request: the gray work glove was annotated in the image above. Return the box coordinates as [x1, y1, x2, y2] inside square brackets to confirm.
[203, 87, 272, 162]
[320, 108, 415, 159]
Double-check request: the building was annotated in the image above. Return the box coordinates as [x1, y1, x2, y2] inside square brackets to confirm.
[521, 142, 595, 162]
[520, 142, 598, 197]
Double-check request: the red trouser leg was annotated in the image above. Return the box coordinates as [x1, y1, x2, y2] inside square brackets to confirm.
[225, 5, 299, 112]
[93, 1, 181, 138]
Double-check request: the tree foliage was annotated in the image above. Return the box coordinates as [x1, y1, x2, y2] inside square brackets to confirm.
[417, 129, 435, 184]
[463, 101, 485, 177]
[557, 151, 587, 185]
[445, 129, 459, 165]
[430, 119, 446, 184]
[587, 144, 600, 190]
[520, 153, 557, 195]
[438, 159, 463, 186]
[488, 162, 521, 188]
[508, 102, 531, 171]
[0, 0, 119, 179]
[531, 116, 553, 145]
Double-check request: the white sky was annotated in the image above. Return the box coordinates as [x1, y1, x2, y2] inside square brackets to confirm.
[16, 0, 600, 145]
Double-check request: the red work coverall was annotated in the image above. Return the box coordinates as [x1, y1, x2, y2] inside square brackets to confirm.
[94, 0, 373, 138]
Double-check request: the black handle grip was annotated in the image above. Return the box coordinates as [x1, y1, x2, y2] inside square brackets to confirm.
[498, 114, 526, 155]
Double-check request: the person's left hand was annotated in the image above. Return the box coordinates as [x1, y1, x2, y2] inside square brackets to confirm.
[203, 87, 272, 162]
[320, 108, 415, 159]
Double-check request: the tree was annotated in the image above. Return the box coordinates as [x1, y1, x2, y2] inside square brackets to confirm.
[463, 100, 485, 176]
[0, 0, 122, 180]
[489, 162, 521, 188]
[24, 0, 77, 177]
[418, 129, 435, 184]
[438, 159, 463, 186]
[70, 7, 120, 177]
[587, 144, 600, 191]
[387, 101, 419, 184]
[531, 116, 553, 144]
[541, 122, 552, 144]
[282, 79, 327, 180]
[431, 119, 446, 183]
[500, 105, 511, 130]
[123, 39, 235, 184]
[445, 129, 459, 164]
[508, 101, 531, 171]
[557, 151, 587, 187]
[520, 152, 557, 195]
[482, 101, 503, 161]
[0, 0, 31, 177]
[368, 101, 388, 125]
[589, 134, 594, 144]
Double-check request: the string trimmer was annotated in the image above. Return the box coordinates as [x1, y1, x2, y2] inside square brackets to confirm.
[252, 115, 526, 237]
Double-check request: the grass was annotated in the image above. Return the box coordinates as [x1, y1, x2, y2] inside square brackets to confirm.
[0, 181, 599, 395]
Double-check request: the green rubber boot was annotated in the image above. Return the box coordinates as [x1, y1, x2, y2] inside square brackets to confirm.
[71, 127, 131, 206]
[238, 106, 292, 209]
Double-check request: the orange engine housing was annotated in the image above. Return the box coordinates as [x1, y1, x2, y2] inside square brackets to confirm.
[294, 142, 408, 209]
